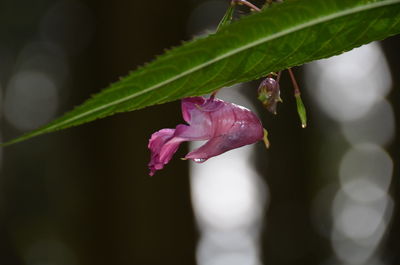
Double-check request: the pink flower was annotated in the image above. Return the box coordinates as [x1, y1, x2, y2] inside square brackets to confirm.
[148, 96, 264, 176]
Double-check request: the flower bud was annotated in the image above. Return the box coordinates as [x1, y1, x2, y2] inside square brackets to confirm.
[257, 77, 281, 114]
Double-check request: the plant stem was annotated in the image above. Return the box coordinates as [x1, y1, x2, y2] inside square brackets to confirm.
[288, 68, 300, 96]
[233, 0, 261, 12]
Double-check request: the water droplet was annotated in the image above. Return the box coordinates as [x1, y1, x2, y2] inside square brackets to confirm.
[193, 158, 206, 163]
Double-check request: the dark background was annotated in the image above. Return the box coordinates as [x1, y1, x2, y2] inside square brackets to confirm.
[0, 0, 399, 265]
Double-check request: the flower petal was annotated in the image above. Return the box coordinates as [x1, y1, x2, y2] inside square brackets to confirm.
[148, 129, 183, 176]
[185, 100, 264, 161]
[181, 97, 206, 124]
[148, 124, 211, 176]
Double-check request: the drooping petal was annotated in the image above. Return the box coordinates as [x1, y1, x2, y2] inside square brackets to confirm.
[148, 124, 211, 176]
[148, 129, 184, 176]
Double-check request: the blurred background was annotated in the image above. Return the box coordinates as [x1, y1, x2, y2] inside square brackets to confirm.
[0, 0, 399, 265]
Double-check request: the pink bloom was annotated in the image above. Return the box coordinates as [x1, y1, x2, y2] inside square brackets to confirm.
[148, 96, 264, 176]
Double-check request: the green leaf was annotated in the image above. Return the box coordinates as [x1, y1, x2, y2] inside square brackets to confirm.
[4, 0, 400, 145]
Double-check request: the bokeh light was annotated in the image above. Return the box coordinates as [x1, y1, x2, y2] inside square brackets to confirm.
[306, 42, 394, 265]
[340, 100, 395, 147]
[4, 70, 59, 131]
[306, 42, 391, 122]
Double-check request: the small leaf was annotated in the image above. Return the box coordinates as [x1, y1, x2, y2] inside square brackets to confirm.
[217, 2, 235, 31]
